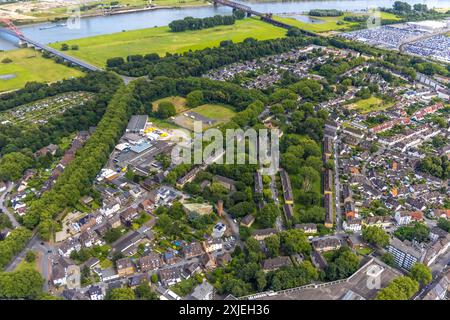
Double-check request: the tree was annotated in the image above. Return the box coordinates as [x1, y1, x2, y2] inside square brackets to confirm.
[156, 101, 176, 119]
[394, 222, 429, 243]
[71, 45, 79, 50]
[258, 203, 279, 228]
[233, 9, 246, 20]
[0, 227, 32, 269]
[151, 273, 158, 283]
[376, 276, 419, 300]
[0, 269, 44, 299]
[135, 281, 158, 300]
[437, 218, 450, 232]
[60, 43, 69, 51]
[264, 235, 280, 258]
[106, 287, 136, 300]
[1, 58, 12, 63]
[280, 229, 311, 255]
[409, 263, 432, 286]
[104, 228, 122, 243]
[381, 253, 395, 267]
[0, 152, 33, 182]
[186, 90, 204, 108]
[324, 247, 360, 281]
[25, 250, 36, 263]
[362, 226, 390, 247]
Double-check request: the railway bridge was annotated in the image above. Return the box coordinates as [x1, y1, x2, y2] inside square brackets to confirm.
[211, 0, 317, 35]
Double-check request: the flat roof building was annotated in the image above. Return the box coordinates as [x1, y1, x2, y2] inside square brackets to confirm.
[280, 169, 294, 204]
[126, 115, 148, 133]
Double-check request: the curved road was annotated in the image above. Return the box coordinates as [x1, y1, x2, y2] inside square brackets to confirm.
[0, 182, 19, 228]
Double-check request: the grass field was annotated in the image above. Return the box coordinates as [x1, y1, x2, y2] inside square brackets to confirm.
[172, 104, 236, 131]
[152, 96, 188, 113]
[0, 49, 84, 93]
[49, 18, 287, 67]
[348, 96, 394, 114]
[192, 104, 236, 122]
[275, 12, 400, 33]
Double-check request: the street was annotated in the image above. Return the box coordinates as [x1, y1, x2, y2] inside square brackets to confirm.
[0, 181, 20, 228]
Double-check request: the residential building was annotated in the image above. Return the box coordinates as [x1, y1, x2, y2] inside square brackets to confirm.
[190, 281, 214, 300]
[295, 223, 317, 234]
[280, 169, 294, 204]
[395, 211, 412, 226]
[312, 237, 342, 253]
[116, 258, 135, 277]
[261, 256, 292, 272]
[252, 228, 277, 241]
[159, 267, 182, 286]
[342, 218, 362, 233]
[182, 241, 204, 259]
[387, 238, 425, 270]
[88, 286, 104, 300]
[241, 215, 255, 228]
[138, 253, 164, 272]
[203, 238, 223, 253]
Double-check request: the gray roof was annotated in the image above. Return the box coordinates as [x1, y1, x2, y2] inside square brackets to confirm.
[191, 281, 214, 300]
[126, 115, 148, 132]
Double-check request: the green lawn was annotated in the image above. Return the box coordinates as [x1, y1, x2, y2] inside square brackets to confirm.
[49, 18, 287, 67]
[0, 49, 84, 93]
[356, 247, 373, 256]
[192, 104, 236, 122]
[349, 96, 394, 114]
[274, 12, 400, 33]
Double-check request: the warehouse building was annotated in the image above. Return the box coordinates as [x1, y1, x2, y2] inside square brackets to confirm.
[126, 115, 148, 134]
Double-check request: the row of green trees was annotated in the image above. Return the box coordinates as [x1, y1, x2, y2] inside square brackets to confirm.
[168, 15, 237, 32]
[106, 36, 318, 77]
[22, 79, 137, 240]
[0, 227, 32, 269]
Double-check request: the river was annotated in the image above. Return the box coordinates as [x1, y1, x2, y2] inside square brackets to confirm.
[1, 0, 450, 50]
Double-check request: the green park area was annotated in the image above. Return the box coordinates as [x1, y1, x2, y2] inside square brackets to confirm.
[0, 49, 84, 93]
[275, 12, 400, 34]
[191, 104, 236, 122]
[348, 96, 395, 114]
[48, 18, 287, 67]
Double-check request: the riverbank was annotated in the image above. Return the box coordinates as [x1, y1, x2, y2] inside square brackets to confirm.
[0, 49, 84, 92]
[7, 1, 211, 27]
[48, 17, 286, 67]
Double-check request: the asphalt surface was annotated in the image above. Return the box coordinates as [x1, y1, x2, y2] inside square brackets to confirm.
[0, 182, 20, 228]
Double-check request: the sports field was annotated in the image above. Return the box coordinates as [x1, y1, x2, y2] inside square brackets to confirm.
[172, 104, 236, 131]
[48, 18, 287, 67]
[192, 104, 236, 122]
[0, 49, 84, 93]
